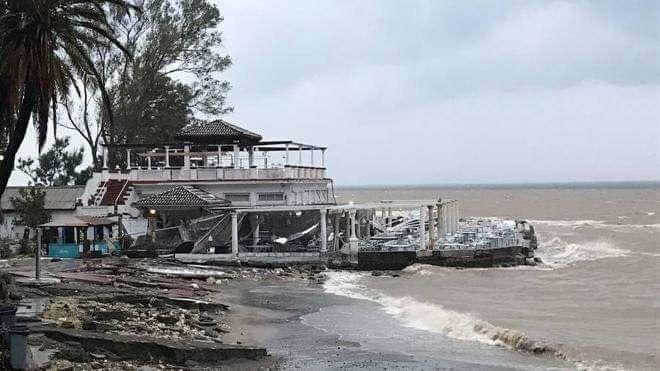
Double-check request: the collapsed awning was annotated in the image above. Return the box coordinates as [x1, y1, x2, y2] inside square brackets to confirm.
[39, 215, 116, 228]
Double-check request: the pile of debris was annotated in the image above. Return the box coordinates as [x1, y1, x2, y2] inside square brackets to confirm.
[42, 295, 230, 342]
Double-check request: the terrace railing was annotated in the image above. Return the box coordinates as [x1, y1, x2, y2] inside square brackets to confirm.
[104, 165, 326, 182]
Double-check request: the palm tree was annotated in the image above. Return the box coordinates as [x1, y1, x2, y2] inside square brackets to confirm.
[0, 0, 139, 198]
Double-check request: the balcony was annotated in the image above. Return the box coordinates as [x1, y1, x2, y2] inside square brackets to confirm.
[104, 165, 327, 182]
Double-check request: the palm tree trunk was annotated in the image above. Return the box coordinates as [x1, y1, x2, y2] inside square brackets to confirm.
[0, 88, 36, 199]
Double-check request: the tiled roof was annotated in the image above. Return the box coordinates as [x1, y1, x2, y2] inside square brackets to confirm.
[1, 186, 84, 211]
[176, 119, 262, 143]
[132, 186, 231, 208]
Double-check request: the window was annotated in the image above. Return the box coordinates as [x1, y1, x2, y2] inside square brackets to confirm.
[258, 192, 285, 202]
[224, 193, 250, 202]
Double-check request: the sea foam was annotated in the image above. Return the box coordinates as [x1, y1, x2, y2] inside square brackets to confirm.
[536, 237, 629, 268]
[323, 271, 562, 356]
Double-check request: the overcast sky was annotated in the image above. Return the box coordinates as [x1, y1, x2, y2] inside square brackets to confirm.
[9, 0, 660, 186]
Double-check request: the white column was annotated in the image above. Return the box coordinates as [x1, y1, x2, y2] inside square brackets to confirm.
[440, 203, 446, 237]
[320, 208, 328, 253]
[233, 144, 240, 169]
[252, 215, 260, 246]
[436, 201, 443, 239]
[427, 205, 435, 249]
[298, 145, 303, 166]
[217, 145, 222, 167]
[449, 202, 454, 234]
[183, 145, 190, 170]
[310, 148, 315, 167]
[321, 149, 326, 167]
[126, 149, 131, 170]
[248, 147, 254, 168]
[102, 147, 108, 169]
[348, 209, 358, 264]
[231, 212, 239, 256]
[419, 206, 426, 250]
[164, 146, 170, 168]
[285, 144, 290, 166]
[387, 208, 392, 228]
[147, 155, 152, 170]
[447, 202, 452, 235]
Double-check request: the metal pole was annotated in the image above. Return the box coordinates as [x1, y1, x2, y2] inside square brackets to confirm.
[231, 212, 239, 256]
[35, 228, 41, 280]
[126, 149, 131, 170]
[319, 209, 327, 253]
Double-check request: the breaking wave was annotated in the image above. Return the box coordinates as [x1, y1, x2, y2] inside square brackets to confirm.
[324, 271, 564, 357]
[536, 237, 629, 268]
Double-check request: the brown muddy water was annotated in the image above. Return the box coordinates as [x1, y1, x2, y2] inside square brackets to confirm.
[328, 184, 659, 370]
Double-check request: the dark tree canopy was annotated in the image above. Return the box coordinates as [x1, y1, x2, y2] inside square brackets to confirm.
[17, 137, 93, 186]
[60, 0, 232, 169]
[99, 0, 232, 164]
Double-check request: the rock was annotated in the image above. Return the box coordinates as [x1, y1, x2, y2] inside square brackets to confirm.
[54, 359, 74, 371]
[61, 320, 75, 329]
[371, 271, 383, 277]
[191, 283, 199, 289]
[206, 277, 216, 284]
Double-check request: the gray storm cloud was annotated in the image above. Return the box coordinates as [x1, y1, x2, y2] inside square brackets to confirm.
[9, 0, 659, 186]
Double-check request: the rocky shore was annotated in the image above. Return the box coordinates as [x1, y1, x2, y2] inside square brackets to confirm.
[0, 256, 326, 370]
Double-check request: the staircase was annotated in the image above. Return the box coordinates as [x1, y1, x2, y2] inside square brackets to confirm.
[99, 179, 134, 206]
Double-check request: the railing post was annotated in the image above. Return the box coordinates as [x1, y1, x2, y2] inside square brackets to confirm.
[126, 149, 131, 170]
[285, 144, 290, 166]
[164, 146, 170, 168]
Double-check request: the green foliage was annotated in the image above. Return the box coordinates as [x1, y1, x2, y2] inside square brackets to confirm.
[100, 0, 232, 158]
[0, 0, 138, 199]
[17, 137, 93, 186]
[10, 185, 52, 230]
